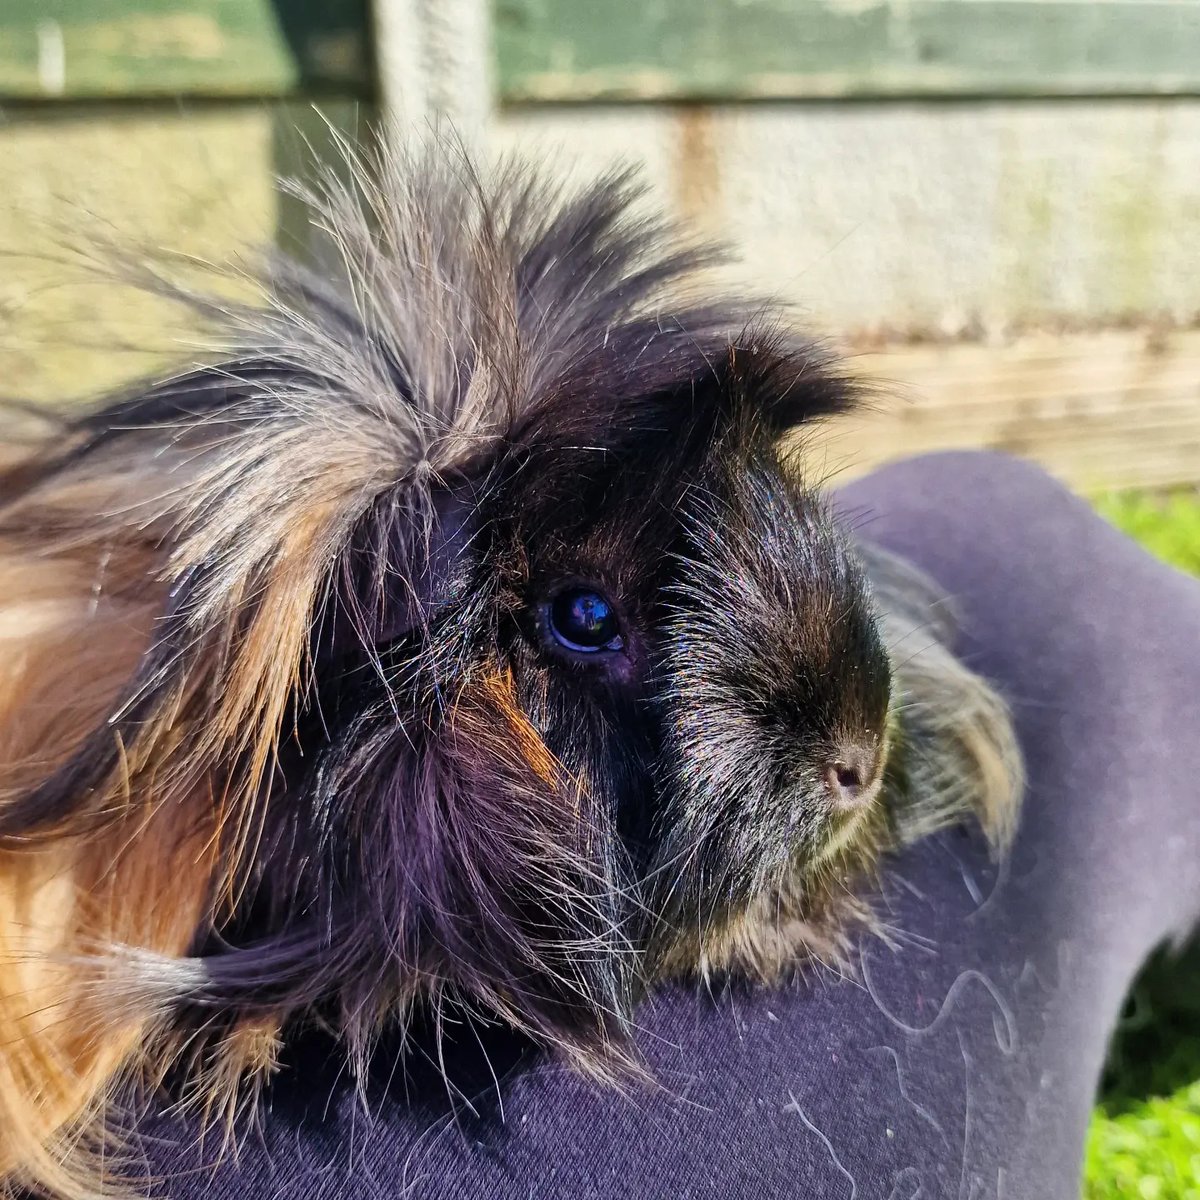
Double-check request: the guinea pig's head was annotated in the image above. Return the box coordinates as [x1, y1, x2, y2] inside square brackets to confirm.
[0, 154, 892, 1083]
[448, 387, 894, 981]
[223, 177, 894, 1068]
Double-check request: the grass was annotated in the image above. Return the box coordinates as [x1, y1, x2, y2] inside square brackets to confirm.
[1084, 489, 1200, 1199]
[1096, 492, 1200, 578]
[1085, 940, 1200, 1200]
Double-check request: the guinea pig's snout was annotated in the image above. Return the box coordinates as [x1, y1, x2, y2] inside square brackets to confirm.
[822, 742, 883, 810]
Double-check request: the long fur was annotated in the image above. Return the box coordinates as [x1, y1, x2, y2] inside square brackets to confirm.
[0, 142, 1022, 1198]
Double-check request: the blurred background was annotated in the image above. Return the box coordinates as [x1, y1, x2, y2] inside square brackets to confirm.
[2, 1, 1199, 1195]
[4, 0, 1200, 489]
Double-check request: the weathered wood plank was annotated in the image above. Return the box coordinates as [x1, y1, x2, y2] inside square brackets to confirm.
[492, 102, 1200, 339]
[0, 0, 371, 98]
[496, 0, 1200, 101]
[813, 329, 1200, 491]
[1, 106, 1194, 492]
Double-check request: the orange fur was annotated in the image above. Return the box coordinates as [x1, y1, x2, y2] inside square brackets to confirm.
[0, 526, 219, 1196]
[473, 669, 564, 793]
[0, 441, 350, 1195]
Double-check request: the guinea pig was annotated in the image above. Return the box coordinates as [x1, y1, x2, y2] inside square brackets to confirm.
[0, 144, 1022, 1198]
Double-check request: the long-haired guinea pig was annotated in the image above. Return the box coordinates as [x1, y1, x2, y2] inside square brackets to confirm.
[0, 144, 1021, 1198]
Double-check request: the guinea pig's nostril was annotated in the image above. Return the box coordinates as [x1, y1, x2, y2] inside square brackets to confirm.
[823, 745, 881, 809]
[833, 763, 862, 791]
[824, 761, 863, 803]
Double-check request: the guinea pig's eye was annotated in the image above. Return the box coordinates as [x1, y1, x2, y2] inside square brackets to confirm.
[545, 588, 625, 654]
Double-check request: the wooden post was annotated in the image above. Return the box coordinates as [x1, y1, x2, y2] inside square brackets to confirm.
[372, 0, 493, 146]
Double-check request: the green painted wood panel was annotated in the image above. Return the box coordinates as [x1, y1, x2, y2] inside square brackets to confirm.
[495, 0, 1200, 101]
[0, 0, 371, 98]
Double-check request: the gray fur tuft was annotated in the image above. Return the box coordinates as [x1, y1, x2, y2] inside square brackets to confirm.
[860, 541, 1024, 850]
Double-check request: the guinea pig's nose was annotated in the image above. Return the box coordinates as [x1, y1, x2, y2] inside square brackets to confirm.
[823, 744, 883, 810]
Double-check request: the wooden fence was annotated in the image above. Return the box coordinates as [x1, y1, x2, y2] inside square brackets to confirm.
[2, 0, 1199, 491]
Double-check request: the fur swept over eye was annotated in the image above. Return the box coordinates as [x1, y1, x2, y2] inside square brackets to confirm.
[546, 588, 625, 654]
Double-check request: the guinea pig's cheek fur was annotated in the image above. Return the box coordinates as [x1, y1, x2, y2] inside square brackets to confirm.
[469, 668, 564, 794]
[636, 746, 889, 980]
[422, 666, 639, 1041]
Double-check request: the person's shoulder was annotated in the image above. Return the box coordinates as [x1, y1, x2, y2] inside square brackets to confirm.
[840, 449, 1077, 506]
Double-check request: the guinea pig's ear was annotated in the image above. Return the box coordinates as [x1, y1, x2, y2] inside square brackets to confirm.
[510, 321, 863, 470]
[711, 331, 863, 441]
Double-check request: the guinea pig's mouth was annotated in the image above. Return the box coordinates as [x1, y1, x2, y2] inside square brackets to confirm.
[812, 781, 885, 867]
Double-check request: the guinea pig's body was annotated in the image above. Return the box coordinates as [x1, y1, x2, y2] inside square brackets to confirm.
[0, 148, 1021, 1198]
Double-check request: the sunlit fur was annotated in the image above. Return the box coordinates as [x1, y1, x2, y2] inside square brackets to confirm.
[0, 143, 1022, 1198]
